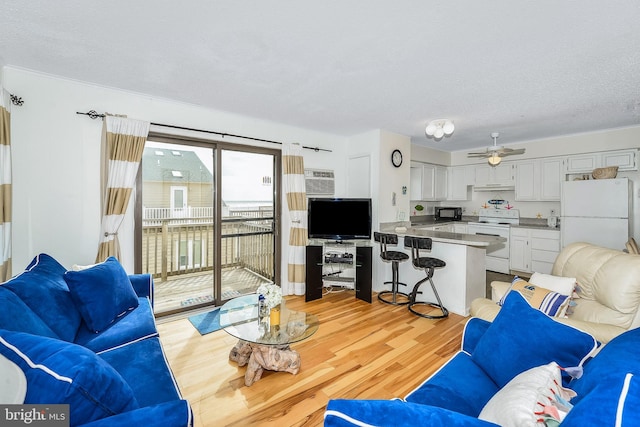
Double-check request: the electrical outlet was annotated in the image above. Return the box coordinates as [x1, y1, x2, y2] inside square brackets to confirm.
[550, 209, 557, 216]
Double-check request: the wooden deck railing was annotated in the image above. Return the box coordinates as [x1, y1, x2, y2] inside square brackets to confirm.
[142, 209, 274, 281]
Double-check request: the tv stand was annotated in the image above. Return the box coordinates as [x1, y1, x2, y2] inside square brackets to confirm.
[305, 241, 372, 303]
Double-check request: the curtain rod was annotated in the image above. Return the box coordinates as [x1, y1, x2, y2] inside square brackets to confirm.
[75, 110, 331, 152]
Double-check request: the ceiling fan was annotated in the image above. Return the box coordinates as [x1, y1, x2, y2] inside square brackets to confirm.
[467, 132, 526, 166]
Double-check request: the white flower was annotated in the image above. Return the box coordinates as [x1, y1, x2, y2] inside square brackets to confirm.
[257, 283, 282, 309]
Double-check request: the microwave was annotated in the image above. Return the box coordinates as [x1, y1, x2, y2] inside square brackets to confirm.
[435, 207, 463, 221]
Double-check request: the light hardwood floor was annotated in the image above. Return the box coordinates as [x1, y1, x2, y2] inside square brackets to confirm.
[157, 291, 469, 426]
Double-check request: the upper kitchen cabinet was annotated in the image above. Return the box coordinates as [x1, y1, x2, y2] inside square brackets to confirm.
[565, 149, 637, 173]
[410, 164, 447, 201]
[474, 163, 514, 189]
[515, 157, 563, 201]
[447, 165, 474, 201]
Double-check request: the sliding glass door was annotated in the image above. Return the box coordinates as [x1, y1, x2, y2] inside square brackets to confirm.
[136, 136, 280, 316]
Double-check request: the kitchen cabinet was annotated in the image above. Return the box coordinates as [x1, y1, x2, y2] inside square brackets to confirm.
[410, 164, 447, 201]
[474, 163, 514, 186]
[453, 223, 468, 234]
[447, 165, 474, 201]
[602, 150, 636, 171]
[565, 149, 637, 173]
[510, 227, 560, 274]
[514, 157, 562, 201]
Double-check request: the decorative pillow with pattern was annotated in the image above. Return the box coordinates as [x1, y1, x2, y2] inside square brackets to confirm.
[499, 277, 571, 317]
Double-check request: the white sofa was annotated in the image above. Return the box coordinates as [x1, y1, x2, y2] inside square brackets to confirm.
[471, 242, 640, 344]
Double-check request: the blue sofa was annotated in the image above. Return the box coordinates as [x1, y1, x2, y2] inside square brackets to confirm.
[0, 253, 192, 427]
[325, 291, 640, 426]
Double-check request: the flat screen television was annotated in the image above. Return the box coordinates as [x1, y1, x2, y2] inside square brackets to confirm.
[307, 198, 372, 241]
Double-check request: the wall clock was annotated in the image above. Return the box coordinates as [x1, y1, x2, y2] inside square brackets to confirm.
[391, 149, 403, 167]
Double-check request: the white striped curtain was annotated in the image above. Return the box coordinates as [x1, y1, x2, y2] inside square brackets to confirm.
[96, 116, 150, 262]
[282, 143, 308, 295]
[0, 88, 12, 281]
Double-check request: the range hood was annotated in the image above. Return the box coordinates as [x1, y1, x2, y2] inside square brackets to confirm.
[473, 183, 515, 192]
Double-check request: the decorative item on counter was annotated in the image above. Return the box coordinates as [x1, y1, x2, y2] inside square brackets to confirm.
[592, 166, 618, 179]
[482, 202, 489, 209]
[505, 202, 514, 210]
[415, 205, 424, 211]
[536, 213, 543, 219]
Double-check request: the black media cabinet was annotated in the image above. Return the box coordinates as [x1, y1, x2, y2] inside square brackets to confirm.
[305, 243, 372, 303]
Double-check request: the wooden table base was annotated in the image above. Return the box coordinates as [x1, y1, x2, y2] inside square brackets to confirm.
[229, 340, 301, 386]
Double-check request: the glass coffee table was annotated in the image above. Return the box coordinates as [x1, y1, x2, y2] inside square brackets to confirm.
[219, 294, 319, 386]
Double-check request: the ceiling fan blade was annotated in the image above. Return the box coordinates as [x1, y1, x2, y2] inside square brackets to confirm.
[501, 149, 526, 157]
[467, 152, 490, 158]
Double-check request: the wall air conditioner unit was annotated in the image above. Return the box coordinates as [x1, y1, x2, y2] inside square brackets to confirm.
[304, 169, 335, 196]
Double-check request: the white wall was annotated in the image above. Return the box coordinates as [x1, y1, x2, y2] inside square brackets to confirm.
[4, 67, 348, 279]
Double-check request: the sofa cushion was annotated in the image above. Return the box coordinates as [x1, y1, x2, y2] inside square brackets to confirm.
[570, 326, 640, 403]
[2, 254, 82, 342]
[405, 351, 499, 417]
[478, 362, 576, 427]
[499, 277, 570, 317]
[0, 286, 59, 339]
[471, 291, 598, 388]
[99, 336, 182, 407]
[74, 297, 158, 353]
[325, 399, 500, 427]
[563, 373, 640, 427]
[64, 257, 139, 333]
[0, 329, 139, 425]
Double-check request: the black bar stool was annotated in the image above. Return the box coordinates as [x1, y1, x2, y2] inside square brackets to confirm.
[404, 236, 448, 318]
[374, 232, 410, 305]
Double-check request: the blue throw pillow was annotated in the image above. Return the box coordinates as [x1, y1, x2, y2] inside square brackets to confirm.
[471, 291, 598, 388]
[2, 253, 82, 341]
[0, 329, 138, 425]
[64, 257, 139, 333]
[0, 287, 59, 338]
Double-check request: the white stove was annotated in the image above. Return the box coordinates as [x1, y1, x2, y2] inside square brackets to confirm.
[467, 208, 520, 274]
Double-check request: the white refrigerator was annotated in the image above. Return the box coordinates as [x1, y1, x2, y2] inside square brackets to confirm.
[561, 178, 631, 250]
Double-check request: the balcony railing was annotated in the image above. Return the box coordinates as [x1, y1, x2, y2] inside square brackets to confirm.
[142, 206, 274, 281]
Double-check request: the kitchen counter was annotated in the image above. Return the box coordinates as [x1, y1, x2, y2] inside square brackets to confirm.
[378, 222, 504, 317]
[512, 224, 560, 231]
[381, 224, 506, 247]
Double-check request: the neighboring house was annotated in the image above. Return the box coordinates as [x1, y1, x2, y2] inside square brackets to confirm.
[142, 147, 214, 220]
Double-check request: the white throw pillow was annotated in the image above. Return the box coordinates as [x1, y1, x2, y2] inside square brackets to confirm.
[0, 353, 27, 403]
[479, 362, 576, 427]
[529, 272, 576, 296]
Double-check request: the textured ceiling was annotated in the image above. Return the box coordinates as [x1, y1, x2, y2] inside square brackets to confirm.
[1, 1, 640, 152]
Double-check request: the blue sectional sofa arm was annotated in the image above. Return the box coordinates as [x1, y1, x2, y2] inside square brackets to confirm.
[325, 399, 498, 427]
[79, 400, 193, 427]
[128, 273, 154, 307]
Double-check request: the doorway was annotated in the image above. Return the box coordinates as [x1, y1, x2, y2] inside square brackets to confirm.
[136, 136, 280, 316]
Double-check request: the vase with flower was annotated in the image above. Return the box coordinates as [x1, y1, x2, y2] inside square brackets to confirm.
[257, 283, 282, 327]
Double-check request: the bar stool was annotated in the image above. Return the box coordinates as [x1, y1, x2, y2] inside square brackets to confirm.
[374, 232, 410, 305]
[404, 236, 448, 319]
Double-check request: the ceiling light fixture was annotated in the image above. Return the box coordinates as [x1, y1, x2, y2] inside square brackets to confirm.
[488, 153, 502, 166]
[425, 119, 455, 140]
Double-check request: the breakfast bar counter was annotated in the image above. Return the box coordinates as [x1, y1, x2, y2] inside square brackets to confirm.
[378, 224, 505, 316]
